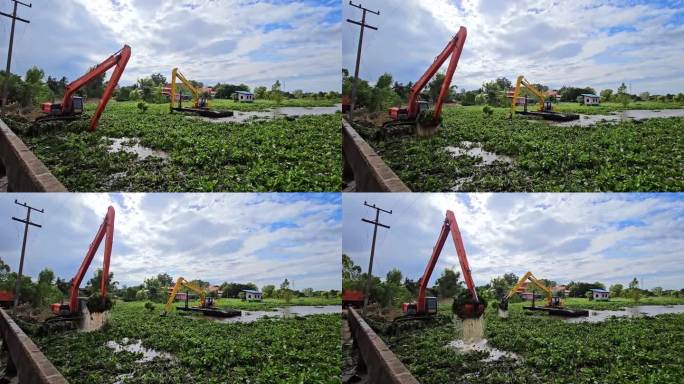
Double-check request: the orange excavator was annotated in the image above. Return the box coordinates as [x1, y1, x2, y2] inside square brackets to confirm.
[386, 26, 467, 137]
[401, 209, 485, 320]
[37, 45, 131, 131]
[46, 206, 115, 330]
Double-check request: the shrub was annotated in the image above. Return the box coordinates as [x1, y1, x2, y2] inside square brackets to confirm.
[137, 101, 148, 112]
[482, 105, 493, 116]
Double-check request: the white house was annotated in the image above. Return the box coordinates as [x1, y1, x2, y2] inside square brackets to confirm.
[589, 288, 610, 301]
[580, 93, 600, 105]
[242, 289, 263, 302]
[233, 91, 254, 103]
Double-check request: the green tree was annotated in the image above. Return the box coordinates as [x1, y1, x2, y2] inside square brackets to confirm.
[609, 283, 623, 297]
[615, 82, 630, 107]
[262, 284, 275, 298]
[157, 273, 173, 287]
[270, 80, 282, 104]
[279, 278, 293, 303]
[144, 276, 164, 302]
[385, 269, 403, 285]
[83, 66, 107, 98]
[86, 269, 117, 296]
[651, 286, 663, 296]
[254, 86, 268, 99]
[302, 287, 314, 297]
[600, 89, 614, 101]
[435, 268, 462, 298]
[490, 272, 519, 299]
[150, 73, 167, 86]
[638, 91, 650, 101]
[628, 277, 640, 303]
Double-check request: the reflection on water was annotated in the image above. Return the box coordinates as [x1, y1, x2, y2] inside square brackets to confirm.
[564, 305, 684, 323]
[445, 141, 513, 166]
[106, 338, 173, 363]
[553, 109, 684, 127]
[218, 305, 341, 323]
[196, 104, 342, 124]
[107, 137, 169, 160]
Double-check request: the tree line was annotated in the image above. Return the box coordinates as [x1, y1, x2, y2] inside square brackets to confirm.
[342, 69, 684, 113]
[0, 257, 339, 311]
[0, 66, 340, 109]
[343, 254, 684, 309]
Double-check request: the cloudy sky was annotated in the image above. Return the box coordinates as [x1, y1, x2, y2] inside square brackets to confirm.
[0, 193, 341, 290]
[0, 0, 340, 91]
[343, 193, 684, 290]
[342, 0, 684, 94]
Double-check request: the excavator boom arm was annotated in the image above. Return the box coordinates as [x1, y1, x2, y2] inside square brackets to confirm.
[407, 26, 467, 119]
[510, 75, 546, 115]
[505, 271, 553, 304]
[170, 68, 200, 109]
[62, 45, 131, 131]
[68, 206, 115, 312]
[164, 277, 206, 313]
[416, 209, 479, 312]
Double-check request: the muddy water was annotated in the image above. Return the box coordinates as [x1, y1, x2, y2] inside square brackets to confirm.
[106, 137, 169, 160]
[445, 141, 513, 166]
[448, 316, 519, 362]
[564, 305, 684, 323]
[106, 338, 173, 363]
[196, 104, 342, 124]
[447, 339, 520, 362]
[218, 305, 341, 323]
[553, 108, 684, 127]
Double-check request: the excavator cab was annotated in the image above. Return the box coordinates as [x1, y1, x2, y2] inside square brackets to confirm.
[417, 100, 430, 114]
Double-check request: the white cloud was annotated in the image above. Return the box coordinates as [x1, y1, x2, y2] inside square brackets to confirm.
[343, 193, 684, 290]
[343, 0, 684, 94]
[0, 0, 340, 91]
[0, 193, 341, 290]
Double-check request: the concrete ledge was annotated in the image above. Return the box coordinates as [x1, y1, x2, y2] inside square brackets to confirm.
[347, 308, 419, 384]
[0, 309, 69, 384]
[0, 118, 67, 192]
[342, 119, 410, 192]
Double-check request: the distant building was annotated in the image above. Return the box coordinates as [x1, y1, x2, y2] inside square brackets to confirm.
[580, 94, 600, 105]
[242, 289, 263, 302]
[589, 288, 610, 301]
[552, 285, 570, 296]
[233, 91, 254, 103]
[546, 90, 562, 102]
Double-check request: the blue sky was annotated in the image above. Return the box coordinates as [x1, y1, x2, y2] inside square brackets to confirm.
[0, 193, 342, 290]
[343, 193, 684, 290]
[0, 0, 341, 91]
[342, 0, 684, 94]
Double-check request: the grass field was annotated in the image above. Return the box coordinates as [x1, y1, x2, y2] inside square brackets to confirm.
[23, 301, 341, 384]
[4, 99, 341, 192]
[358, 103, 684, 191]
[377, 298, 684, 384]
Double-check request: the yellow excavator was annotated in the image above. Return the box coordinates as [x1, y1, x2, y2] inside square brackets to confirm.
[509, 75, 578, 121]
[498, 271, 587, 318]
[168, 68, 233, 118]
[162, 277, 213, 315]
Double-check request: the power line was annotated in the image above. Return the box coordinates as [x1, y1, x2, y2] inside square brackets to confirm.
[1, 0, 32, 108]
[360, 200, 391, 316]
[11, 199, 42, 308]
[346, 1, 379, 120]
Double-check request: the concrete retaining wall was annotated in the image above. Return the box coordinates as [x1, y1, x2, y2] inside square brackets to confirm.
[0, 119, 67, 192]
[342, 119, 410, 192]
[0, 309, 69, 384]
[347, 308, 419, 384]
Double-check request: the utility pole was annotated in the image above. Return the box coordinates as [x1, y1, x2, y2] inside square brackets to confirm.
[361, 201, 391, 316]
[0, 0, 32, 108]
[346, 1, 379, 120]
[11, 199, 42, 308]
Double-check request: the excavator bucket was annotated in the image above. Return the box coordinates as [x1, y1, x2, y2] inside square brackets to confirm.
[454, 302, 486, 320]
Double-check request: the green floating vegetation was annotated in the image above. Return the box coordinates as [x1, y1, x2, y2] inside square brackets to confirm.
[376, 303, 684, 384]
[6, 100, 341, 192]
[28, 301, 341, 384]
[365, 105, 684, 192]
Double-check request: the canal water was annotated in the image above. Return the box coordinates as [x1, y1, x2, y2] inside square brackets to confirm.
[563, 305, 684, 323]
[218, 305, 341, 323]
[196, 104, 342, 124]
[553, 108, 684, 127]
